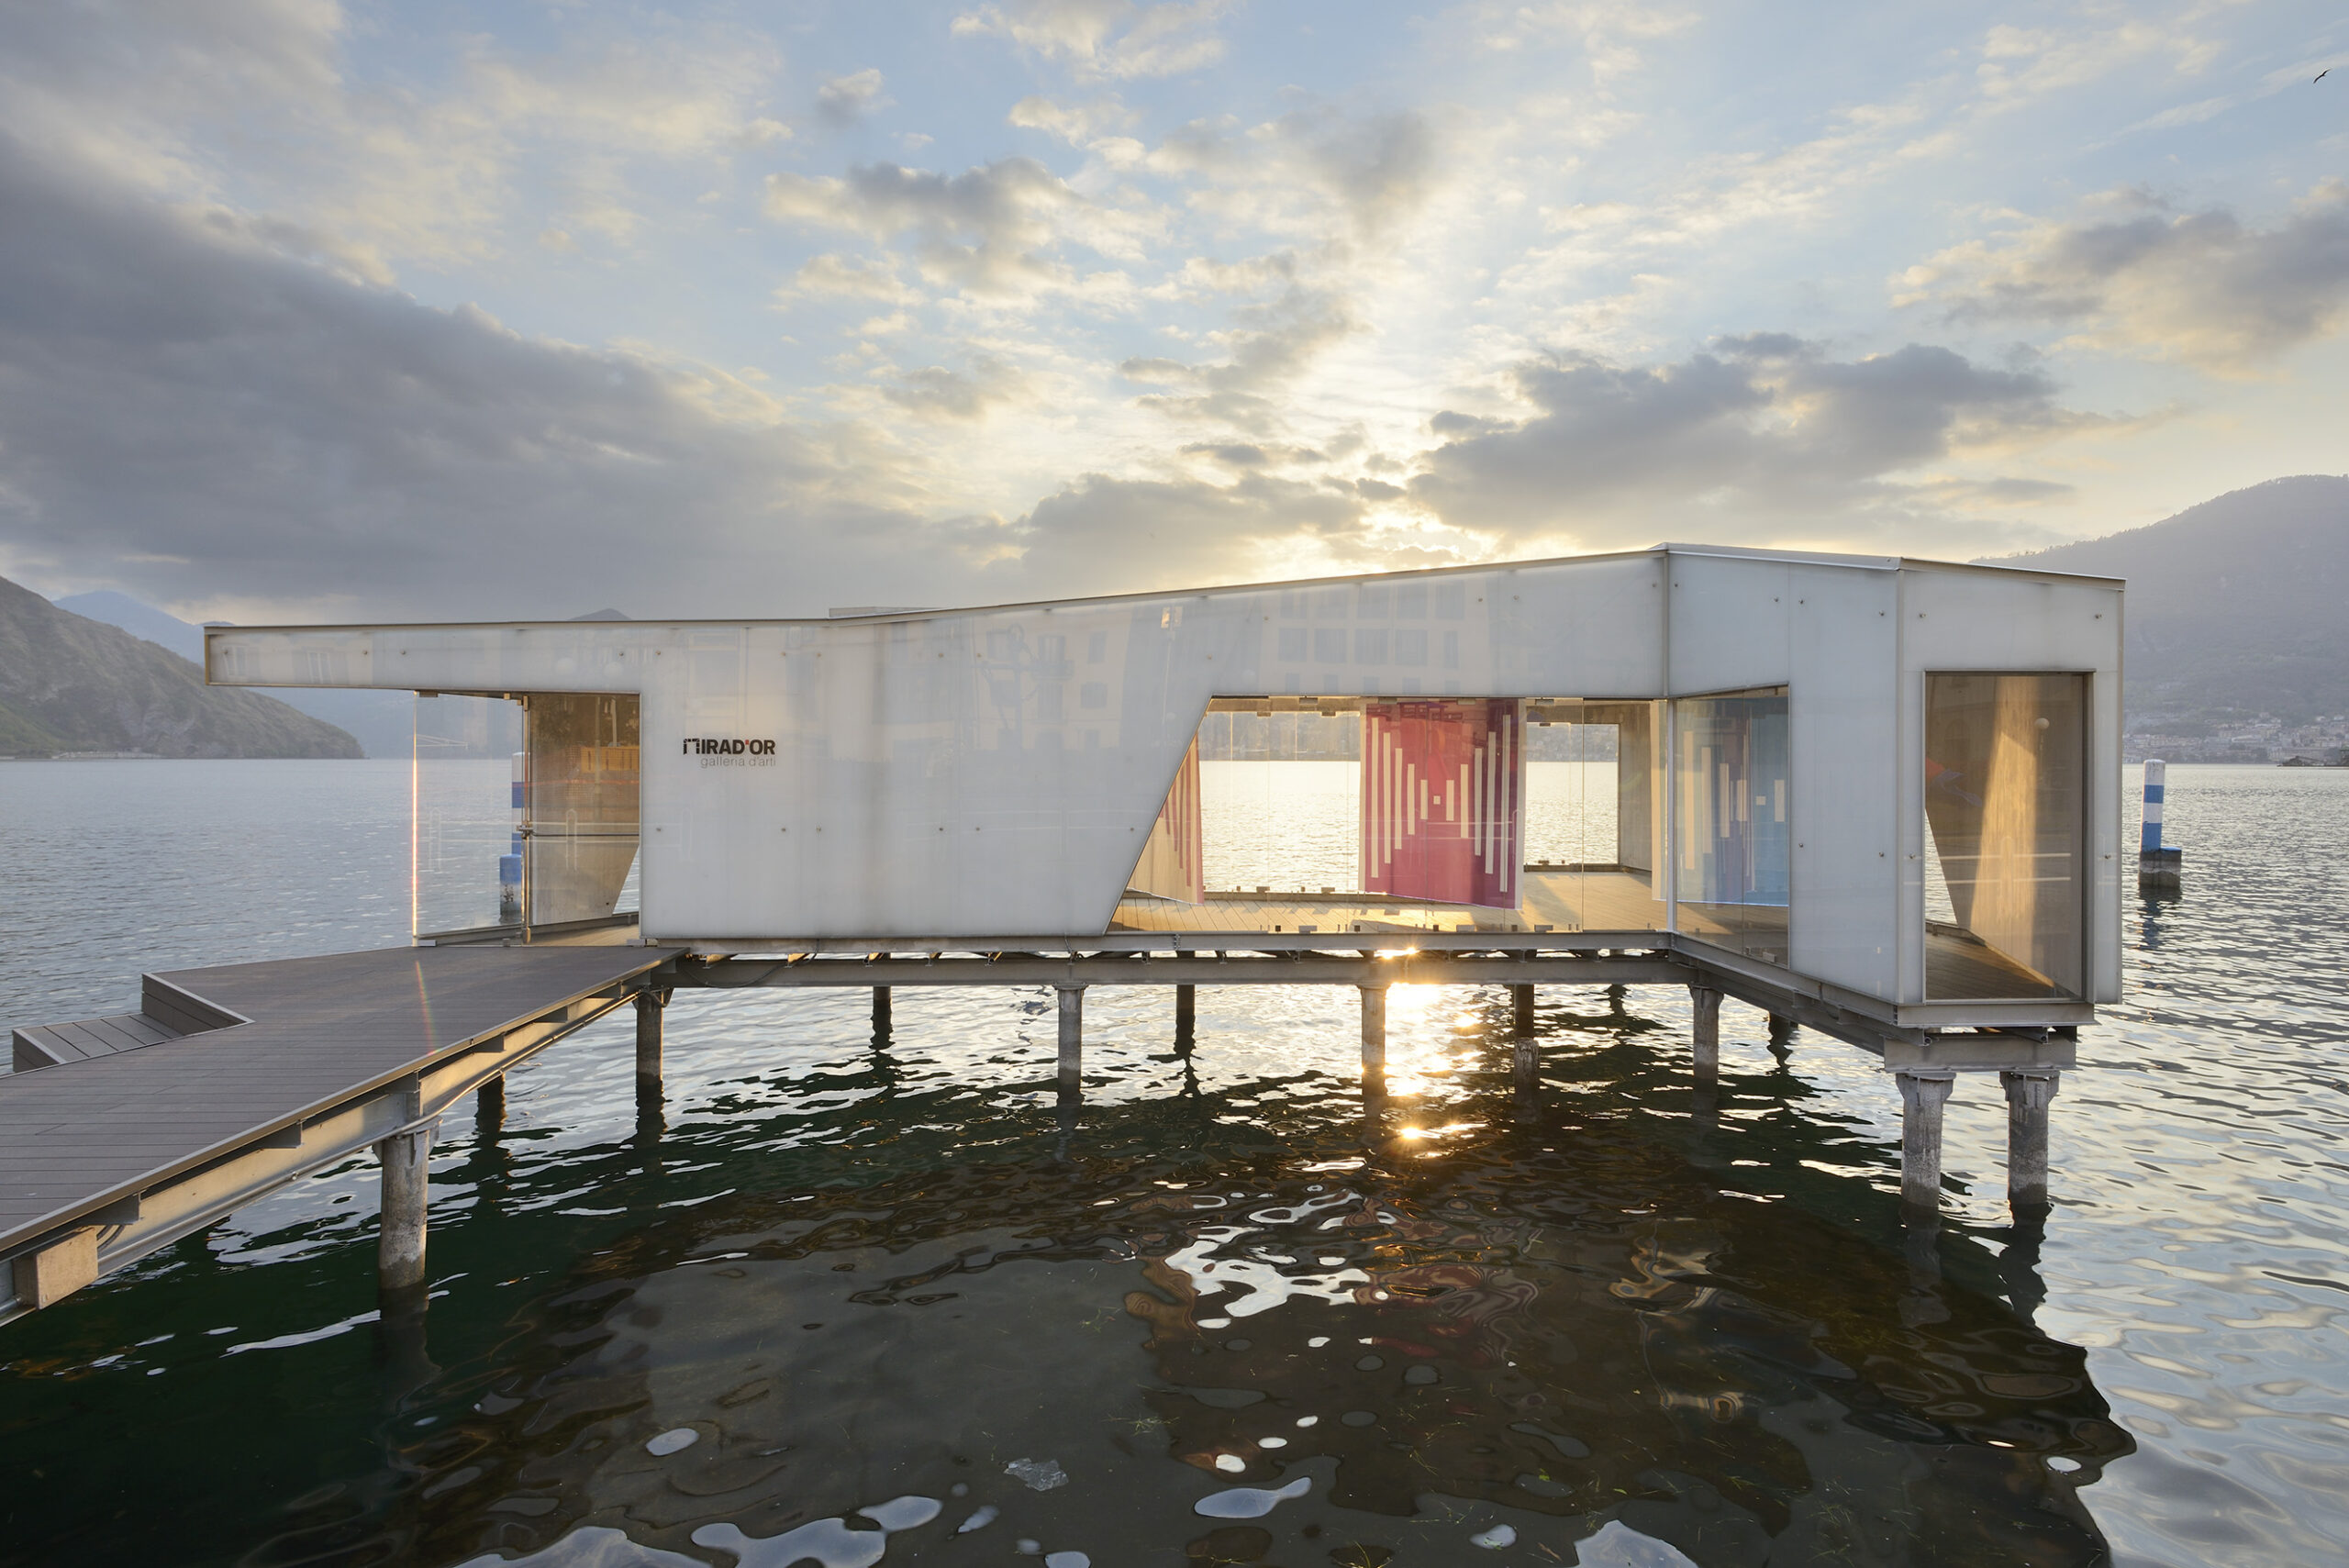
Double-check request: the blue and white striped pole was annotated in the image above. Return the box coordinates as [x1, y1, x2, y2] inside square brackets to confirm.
[2139, 757, 2182, 891]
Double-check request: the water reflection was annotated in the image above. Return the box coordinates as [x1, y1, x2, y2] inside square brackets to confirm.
[148, 1019, 2123, 1568]
[13, 762, 2349, 1566]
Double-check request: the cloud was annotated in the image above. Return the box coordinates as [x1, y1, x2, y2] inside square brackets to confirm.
[883, 357, 1030, 420]
[786, 251, 916, 301]
[952, 0, 1232, 82]
[1011, 469, 1369, 585]
[766, 156, 1158, 299]
[1119, 285, 1359, 430]
[1151, 106, 1440, 242]
[816, 68, 889, 126]
[0, 135, 990, 619]
[1899, 183, 2349, 372]
[1407, 337, 2098, 548]
[0, 2, 791, 271]
[1008, 95, 1130, 141]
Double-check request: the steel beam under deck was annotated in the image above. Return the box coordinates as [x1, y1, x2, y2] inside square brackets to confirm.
[678, 951, 1688, 991]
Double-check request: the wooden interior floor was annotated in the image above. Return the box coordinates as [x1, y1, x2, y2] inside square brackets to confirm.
[1925, 923, 2065, 999]
[1112, 869, 1671, 939]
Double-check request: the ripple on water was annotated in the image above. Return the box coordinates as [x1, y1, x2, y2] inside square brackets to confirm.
[4, 763, 2349, 1568]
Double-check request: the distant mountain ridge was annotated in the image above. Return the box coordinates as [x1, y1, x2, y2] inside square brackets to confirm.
[0, 575, 360, 757]
[52, 589, 414, 757]
[1987, 474, 2349, 727]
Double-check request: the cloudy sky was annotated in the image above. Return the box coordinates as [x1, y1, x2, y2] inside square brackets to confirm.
[0, 0, 2343, 621]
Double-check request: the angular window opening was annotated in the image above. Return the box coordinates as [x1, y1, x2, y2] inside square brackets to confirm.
[1673, 689, 1790, 967]
[1113, 696, 1666, 937]
[1923, 673, 2086, 999]
[412, 692, 640, 939]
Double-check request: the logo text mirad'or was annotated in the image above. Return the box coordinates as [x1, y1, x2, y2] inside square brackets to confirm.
[684, 737, 778, 767]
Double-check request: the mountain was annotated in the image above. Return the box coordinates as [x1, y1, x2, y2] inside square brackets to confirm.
[1987, 475, 2349, 728]
[0, 575, 361, 757]
[52, 590, 414, 757]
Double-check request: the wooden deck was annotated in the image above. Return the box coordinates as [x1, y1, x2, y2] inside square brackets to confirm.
[1, 944, 677, 1279]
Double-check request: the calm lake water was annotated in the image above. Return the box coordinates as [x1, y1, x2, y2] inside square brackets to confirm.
[0, 760, 2343, 1567]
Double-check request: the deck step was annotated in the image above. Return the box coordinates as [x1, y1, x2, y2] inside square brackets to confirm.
[11, 1012, 185, 1073]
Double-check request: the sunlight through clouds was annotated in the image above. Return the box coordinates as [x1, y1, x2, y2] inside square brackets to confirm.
[0, 0, 2343, 619]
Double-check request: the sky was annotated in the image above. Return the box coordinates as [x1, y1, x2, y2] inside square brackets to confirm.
[0, 0, 2343, 622]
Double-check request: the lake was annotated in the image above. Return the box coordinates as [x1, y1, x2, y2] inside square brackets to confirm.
[0, 760, 2343, 1567]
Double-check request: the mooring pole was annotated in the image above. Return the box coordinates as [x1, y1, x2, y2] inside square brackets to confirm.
[2139, 759, 2182, 893]
[1174, 983, 1196, 1056]
[1056, 985, 1084, 1086]
[2003, 1069, 2059, 1210]
[1360, 984, 1388, 1076]
[475, 1073, 504, 1137]
[1766, 1012, 1797, 1063]
[1895, 1069, 1955, 1211]
[1510, 983, 1535, 1037]
[635, 990, 664, 1095]
[377, 1123, 433, 1295]
[872, 985, 892, 1037]
[1689, 984, 1722, 1077]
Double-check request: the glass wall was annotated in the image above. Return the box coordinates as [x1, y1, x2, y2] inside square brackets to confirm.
[523, 693, 641, 929]
[1923, 673, 2087, 999]
[414, 695, 525, 938]
[1118, 696, 1667, 937]
[412, 693, 640, 939]
[1673, 689, 1790, 965]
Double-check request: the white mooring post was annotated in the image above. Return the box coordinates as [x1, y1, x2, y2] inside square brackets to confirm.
[1895, 1069, 1955, 1211]
[1056, 985, 1084, 1084]
[2139, 759, 2182, 892]
[1360, 984, 1388, 1075]
[377, 1124, 433, 1295]
[1689, 985, 1722, 1077]
[2003, 1069, 2059, 1209]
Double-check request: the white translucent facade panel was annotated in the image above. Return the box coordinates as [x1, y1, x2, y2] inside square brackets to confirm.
[209, 549, 2121, 990]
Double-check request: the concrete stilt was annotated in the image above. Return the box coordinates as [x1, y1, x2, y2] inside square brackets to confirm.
[475, 1073, 504, 1137]
[1056, 985, 1084, 1085]
[1689, 985, 1722, 1077]
[635, 991, 664, 1091]
[1510, 984, 1535, 1037]
[1895, 1069, 1956, 1211]
[377, 1123, 432, 1295]
[1174, 984, 1196, 1056]
[1766, 1012, 1797, 1062]
[1360, 984, 1388, 1075]
[872, 985, 892, 1037]
[2002, 1069, 2059, 1210]
[1511, 1034, 1539, 1097]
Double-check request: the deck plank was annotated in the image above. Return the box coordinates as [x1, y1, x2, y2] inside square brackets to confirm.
[0, 945, 676, 1251]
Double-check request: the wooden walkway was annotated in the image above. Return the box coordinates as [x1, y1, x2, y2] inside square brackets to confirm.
[2, 944, 676, 1309]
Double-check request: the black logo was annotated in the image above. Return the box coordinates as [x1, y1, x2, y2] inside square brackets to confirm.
[683, 738, 776, 756]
